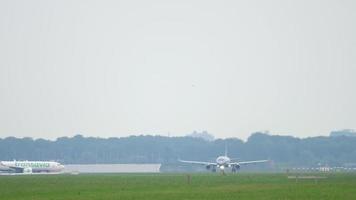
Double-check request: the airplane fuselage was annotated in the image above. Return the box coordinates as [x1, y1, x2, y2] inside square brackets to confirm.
[216, 156, 231, 166]
[0, 161, 64, 173]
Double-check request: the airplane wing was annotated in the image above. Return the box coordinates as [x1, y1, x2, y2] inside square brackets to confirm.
[178, 159, 216, 166]
[233, 160, 269, 165]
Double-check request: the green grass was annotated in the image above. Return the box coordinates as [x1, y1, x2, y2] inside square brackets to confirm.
[1, 173, 356, 200]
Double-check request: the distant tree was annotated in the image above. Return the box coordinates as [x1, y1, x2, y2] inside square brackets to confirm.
[330, 129, 356, 137]
[187, 131, 215, 141]
[1, 132, 356, 169]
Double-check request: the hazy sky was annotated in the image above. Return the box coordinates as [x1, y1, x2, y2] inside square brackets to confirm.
[0, 0, 355, 140]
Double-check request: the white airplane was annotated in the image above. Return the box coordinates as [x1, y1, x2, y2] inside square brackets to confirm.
[0, 160, 65, 174]
[179, 148, 269, 173]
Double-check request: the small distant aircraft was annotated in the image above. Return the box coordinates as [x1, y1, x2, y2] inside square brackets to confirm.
[0, 160, 65, 174]
[179, 147, 269, 173]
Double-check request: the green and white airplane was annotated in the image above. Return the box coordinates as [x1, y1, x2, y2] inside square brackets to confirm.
[0, 160, 64, 174]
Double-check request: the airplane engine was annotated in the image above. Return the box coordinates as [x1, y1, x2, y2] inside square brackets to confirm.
[23, 167, 33, 174]
[232, 165, 240, 173]
[206, 165, 211, 170]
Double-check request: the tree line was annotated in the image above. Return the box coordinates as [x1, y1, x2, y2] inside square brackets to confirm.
[1, 133, 355, 169]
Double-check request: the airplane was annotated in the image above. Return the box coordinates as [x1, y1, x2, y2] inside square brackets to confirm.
[179, 147, 269, 173]
[0, 160, 65, 174]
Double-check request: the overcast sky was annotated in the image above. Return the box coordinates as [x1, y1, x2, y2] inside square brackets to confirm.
[0, 0, 355, 140]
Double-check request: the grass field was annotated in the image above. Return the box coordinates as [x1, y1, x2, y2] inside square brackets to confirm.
[0, 173, 355, 200]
